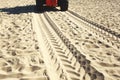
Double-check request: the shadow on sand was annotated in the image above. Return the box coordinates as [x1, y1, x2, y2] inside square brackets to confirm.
[0, 5, 60, 14]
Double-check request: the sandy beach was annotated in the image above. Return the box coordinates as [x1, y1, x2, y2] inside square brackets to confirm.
[69, 0, 120, 34]
[0, 0, 120, 80]
[0, 0, 49, 80]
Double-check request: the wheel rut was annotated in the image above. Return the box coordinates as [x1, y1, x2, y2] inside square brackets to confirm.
[33, 13, 82, 80]
[32, 11, 120, 80]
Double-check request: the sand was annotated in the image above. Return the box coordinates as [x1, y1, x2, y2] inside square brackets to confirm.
[0, 0, 49, 80]
[47, 10, 120, 80]
[0, 0, 120, 80]
[69, 0, 120, 34]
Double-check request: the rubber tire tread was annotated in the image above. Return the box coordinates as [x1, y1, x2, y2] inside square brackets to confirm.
[35, 0, 43, 11]
[60, 0, 68, 11]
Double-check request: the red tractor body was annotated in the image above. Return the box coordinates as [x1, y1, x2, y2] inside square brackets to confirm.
[46, 0, 58, 6]
[36, 0, 68, 11]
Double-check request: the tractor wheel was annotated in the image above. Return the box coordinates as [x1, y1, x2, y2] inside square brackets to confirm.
[60, 0, 68, 11]
[35, 0, 43, 11]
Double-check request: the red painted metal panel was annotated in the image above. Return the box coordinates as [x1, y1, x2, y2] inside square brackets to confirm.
[46, 0, 58, 6]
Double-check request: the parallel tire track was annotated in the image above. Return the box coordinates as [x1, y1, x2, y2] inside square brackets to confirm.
[46, 11, 120, 80]
[32, 9, 120, 80]
[67, 10, 120, 51]
[68, 10, 120, 39]
[32, 12, 108, 80]
[43, 12, 106, 80]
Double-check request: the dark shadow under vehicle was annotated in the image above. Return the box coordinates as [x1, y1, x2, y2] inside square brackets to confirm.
[0, 5, 60, 14]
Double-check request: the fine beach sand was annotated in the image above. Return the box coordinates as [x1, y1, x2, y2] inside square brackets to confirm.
[69, 0, 120, 34]
[48, 10, 120, 80]
[0, 0, 49, 80]
[0, 0, 120, 80]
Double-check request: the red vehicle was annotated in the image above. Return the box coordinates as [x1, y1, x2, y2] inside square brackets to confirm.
[36, 0, 68, 11]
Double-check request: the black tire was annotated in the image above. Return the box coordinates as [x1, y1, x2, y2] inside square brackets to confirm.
[35, 0, 43, 11]
[59, 0, 68, 11]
